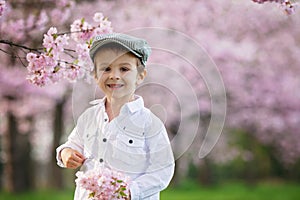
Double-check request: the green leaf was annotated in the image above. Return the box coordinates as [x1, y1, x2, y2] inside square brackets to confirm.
[52, 34, 58, 40]
[87, 38, 93, 47]
[53, 66, 60, 73]
[73, 59, 79, 65]
[48, 47, 53, 54]
[88, 192, 95, 198]
[119, 191, 127, 197]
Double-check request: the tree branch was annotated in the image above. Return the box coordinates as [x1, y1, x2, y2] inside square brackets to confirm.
[0, 40, 42, 53]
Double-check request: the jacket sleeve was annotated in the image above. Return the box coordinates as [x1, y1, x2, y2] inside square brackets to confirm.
[129, 116, 175, 199]
[56, 115, 85, 168]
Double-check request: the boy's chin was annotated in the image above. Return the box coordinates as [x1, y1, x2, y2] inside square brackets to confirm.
[109, 93, 135, 100]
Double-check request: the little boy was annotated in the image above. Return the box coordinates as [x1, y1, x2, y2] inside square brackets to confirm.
[56, 33, 175, 200]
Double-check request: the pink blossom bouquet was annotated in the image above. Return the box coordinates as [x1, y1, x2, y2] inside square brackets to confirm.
[75, 167, 131, 200]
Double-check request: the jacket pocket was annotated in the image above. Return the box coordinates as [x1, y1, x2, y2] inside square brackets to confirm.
[112, 133, 148, 170]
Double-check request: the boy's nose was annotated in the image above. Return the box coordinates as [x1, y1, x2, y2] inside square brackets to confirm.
[109, 70, 120, 80]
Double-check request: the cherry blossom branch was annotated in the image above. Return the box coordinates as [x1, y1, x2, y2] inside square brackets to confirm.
[252, 0, 297, 15]
[0, 39, 42, 52]
[25, 12, 113, 87]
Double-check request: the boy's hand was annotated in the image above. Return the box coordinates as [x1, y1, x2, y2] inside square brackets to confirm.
[60, 148, 85, 169]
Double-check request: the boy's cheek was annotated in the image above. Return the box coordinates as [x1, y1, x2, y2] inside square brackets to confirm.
[94, 72, 103, 81]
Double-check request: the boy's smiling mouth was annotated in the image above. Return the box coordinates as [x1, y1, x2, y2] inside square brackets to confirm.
[107, 84, 124, 89]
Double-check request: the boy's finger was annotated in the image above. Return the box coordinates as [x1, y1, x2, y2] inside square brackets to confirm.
[67, 160, 81, 169]
[71, 158, 83, 167]
[77, 153, 85, 160]
[72, 152, 85, 163]
[74, 150, 85, 159]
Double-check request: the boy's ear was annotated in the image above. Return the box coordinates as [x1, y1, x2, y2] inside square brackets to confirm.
[137, 69, 147, 85]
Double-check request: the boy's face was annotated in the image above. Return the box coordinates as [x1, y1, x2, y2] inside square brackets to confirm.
[94, 49, 146, 101]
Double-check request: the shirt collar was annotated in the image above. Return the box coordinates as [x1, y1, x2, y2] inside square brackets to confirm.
[122, 95, 144, 114]
[89, 95, 144, 114]
[89, 98, 106, 106]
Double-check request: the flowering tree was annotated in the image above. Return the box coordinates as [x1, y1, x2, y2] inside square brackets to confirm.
[0, 0, 81, 192]
[1, 0, 300, 192]
[0, 0, 115, 192]
[82, 0, 300, 179]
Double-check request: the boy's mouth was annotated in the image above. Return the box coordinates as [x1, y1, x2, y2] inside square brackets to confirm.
[107, 84, 124, 89]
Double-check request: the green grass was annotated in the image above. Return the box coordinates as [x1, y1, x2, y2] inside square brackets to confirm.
[1, 181, 299, 200]
[161, 180, 300, 200]
[0, 189, 73, 200]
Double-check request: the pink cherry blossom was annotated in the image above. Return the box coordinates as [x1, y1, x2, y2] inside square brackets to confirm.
[43, 34, 55, 49]
[27, 69, 51, 87]
[50, 8, 71, 25]
[93, 12, 104, 22]
[70, 19, 94, 42]
[26, 14, 35, 29]
[55, 34, 70, 51]
[76, 43, 90, 59]
[26, 53, 38, 63]
[0, 0, 6, 17]
[4, 19, 26, 41]
[24, 11, 112, 86]
[47, 27, 58, 35]
[36, 10, 49, 30]
[70, 19, 82, 31]
[75, 166, 130, 200]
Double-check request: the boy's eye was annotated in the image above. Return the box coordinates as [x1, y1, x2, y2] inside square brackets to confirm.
[120, 67, 130, 72]
[103, 67, 111, 72]
[97, 65, 110, 71]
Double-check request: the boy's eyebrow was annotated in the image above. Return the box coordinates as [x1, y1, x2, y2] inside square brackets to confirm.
[118, 62, 133, 66]
[97, 63, 110, 67]
[99, 63, 109, 65]
[96, 62, 134, 67]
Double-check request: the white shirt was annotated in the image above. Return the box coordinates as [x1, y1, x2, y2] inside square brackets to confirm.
[56, 96, 175, 200]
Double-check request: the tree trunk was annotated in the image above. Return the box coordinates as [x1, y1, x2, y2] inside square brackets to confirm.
[49, 98, 66, 189]
[198, 115, 215, 186]
[198, 157, 215, 186]
[167, 120, 181, 187]
[4, 112, 33, 193]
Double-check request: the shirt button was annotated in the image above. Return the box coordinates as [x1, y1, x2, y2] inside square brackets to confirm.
[103, 138, 107, 142]
[104, 118, 108, 122]
[129, 139, 133, 144]
[99, 158, 104, 163]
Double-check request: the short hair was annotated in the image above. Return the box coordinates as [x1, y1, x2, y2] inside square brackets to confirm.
[92, 43, 145, 78]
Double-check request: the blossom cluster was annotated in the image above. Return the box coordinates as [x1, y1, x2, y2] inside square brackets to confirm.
[0, 0, 6, 17]
[26, 27, 74, 86]
[1, 0, 75, 42]
[26, 12, 113, 86]
[252, 0, 297, 15]
[75, 167, 131, 200]
[70, 12, 113, 42]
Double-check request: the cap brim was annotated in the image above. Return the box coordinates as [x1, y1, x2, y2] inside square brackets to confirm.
[89, 39, 142, 61]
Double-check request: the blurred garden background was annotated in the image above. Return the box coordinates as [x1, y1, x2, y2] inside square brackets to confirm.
[1, 0, 300, 199]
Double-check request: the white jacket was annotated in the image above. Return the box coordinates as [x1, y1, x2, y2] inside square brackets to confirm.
[56, 96, 175, 200]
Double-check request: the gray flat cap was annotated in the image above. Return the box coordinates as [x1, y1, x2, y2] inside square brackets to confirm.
[89, 33, 151, 66]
